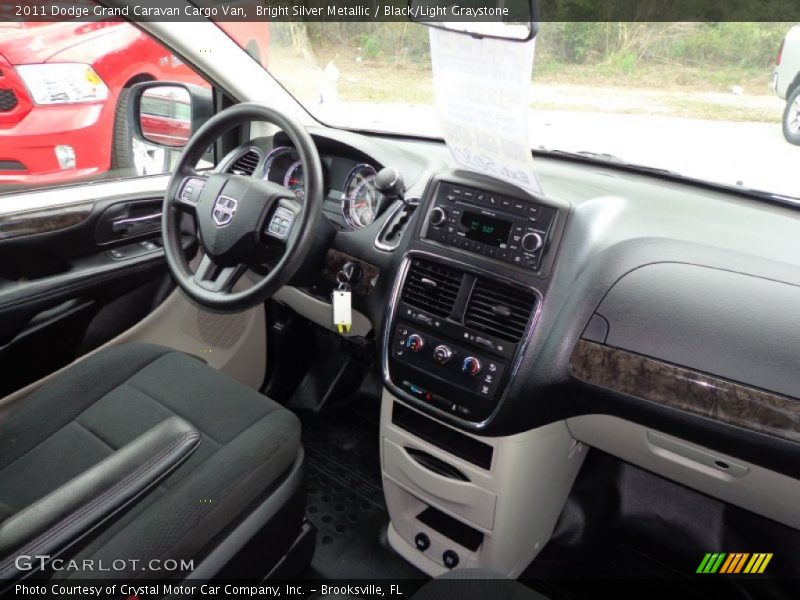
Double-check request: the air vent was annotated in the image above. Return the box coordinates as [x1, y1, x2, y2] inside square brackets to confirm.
[227, 149, 260, 176]
[465, 278, 536, 343]
[401, 259, 463, 318]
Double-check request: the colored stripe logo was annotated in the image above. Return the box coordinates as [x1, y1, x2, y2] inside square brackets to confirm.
[697, 553, 773, 574]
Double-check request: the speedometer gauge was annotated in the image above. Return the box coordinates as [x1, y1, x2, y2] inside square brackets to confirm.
[342, 164, 379, 229]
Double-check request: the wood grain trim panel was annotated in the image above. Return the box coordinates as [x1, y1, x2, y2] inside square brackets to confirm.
[323, 249, 379, 295]
[0, 202, 93, 241]
[570, 339, 800, 444]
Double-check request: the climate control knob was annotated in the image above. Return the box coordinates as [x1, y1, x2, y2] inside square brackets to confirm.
[521, 231, 544, 253]
[429, 207, 448, 227]
[406, 334, 425, 352]
[462, 357, 482, 376]
[433, 345, 454, 364]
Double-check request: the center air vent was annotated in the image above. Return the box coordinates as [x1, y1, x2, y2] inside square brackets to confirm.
[465, 278, 536, 342]
[227, 149, 260, 176]
[401, 259, 464, 318]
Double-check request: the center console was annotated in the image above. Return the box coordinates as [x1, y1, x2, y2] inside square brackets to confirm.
[386, 259, 537, 423]
[383, 178, 557, 426]
[379, 173, 584, 578]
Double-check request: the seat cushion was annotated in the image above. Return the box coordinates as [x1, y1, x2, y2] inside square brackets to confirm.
[0, 343, 301, 579]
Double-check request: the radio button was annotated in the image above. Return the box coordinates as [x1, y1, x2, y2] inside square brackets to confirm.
[521, 232, 544, 252]
[430, 207, 448, 227]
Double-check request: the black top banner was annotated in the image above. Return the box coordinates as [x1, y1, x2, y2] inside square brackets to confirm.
[4, 0, 800, 23]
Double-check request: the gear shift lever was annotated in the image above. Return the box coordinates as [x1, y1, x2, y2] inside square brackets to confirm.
[375, 167, 406, 205]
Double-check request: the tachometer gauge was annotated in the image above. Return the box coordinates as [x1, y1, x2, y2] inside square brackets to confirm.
[343, 164, 379, 229]
[282, 160, 305, 201]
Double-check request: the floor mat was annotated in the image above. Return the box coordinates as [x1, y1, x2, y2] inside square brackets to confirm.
[299, 400, 425, 580]
[521, 450, 799, 600]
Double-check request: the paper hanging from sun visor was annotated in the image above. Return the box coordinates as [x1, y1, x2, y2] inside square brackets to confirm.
[429, 28, 543, 195]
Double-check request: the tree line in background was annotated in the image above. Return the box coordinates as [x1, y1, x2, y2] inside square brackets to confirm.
[273, 21, 793, 71]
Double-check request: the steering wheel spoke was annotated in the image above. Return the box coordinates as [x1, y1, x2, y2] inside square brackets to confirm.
[193, 253, 248, 293]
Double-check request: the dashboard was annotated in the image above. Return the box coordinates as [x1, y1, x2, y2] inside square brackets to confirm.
[217, 125, 800, 488]
[221, 133, 397, 233]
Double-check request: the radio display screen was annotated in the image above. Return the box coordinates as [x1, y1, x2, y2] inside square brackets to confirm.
[460, 211, 511, 247]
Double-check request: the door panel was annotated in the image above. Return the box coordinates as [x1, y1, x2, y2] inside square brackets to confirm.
[0, 177, 268, 404]
[0, 186, 183, 395]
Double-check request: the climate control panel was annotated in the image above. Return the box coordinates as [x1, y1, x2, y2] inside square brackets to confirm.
[391, 322, 506, 420]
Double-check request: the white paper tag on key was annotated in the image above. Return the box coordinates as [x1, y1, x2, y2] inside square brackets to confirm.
[332, 289, 352, 334]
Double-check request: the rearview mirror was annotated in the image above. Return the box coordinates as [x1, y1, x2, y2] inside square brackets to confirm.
[127, 82, 213, 150]
[408, 0, 537, 41]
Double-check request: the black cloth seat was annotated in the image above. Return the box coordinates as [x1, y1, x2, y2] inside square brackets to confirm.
[0, 343, 303, 580]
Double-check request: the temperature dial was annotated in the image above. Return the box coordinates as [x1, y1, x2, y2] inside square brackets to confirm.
[462, 357, 482, 376]
[406, 334, 425, 352]
[433, 345, 454, 364]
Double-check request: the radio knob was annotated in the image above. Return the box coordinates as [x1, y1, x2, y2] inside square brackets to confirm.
[406, 334, 425, 352]
[462, 357, 482, 376]
[433, 344, 453, 363]
[521, 232, 544, 252]
[430, 207, 448, 227]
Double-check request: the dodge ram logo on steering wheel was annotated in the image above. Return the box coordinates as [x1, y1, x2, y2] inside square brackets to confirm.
[212, 196, 238, 226]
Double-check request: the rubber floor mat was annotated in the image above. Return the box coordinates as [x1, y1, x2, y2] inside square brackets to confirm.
[299, 404, 425, 579]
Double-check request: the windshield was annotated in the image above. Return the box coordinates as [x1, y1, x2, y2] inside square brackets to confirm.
[255, 22, 800, 200]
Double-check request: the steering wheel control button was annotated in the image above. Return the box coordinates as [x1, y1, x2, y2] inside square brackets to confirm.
[414, 533, 431, 552]
[267, 206, 295, 239]
[179, 177, 205, 206]
[406, 334, 425, 352]
[443, 550, 459, 569]
[433, 344, 454, 364]
[462, 356, 482, 376]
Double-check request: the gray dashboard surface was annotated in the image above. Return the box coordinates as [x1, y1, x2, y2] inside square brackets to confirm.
[596, 264, 800, 400]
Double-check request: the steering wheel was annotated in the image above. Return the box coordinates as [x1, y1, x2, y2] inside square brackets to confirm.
[161, 103, 323, 311]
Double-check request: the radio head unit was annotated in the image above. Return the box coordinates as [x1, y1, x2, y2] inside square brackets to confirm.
[423, 183, 557, 271]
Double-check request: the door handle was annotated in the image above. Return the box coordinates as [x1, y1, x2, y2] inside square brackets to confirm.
[111, 212, 162, 234]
